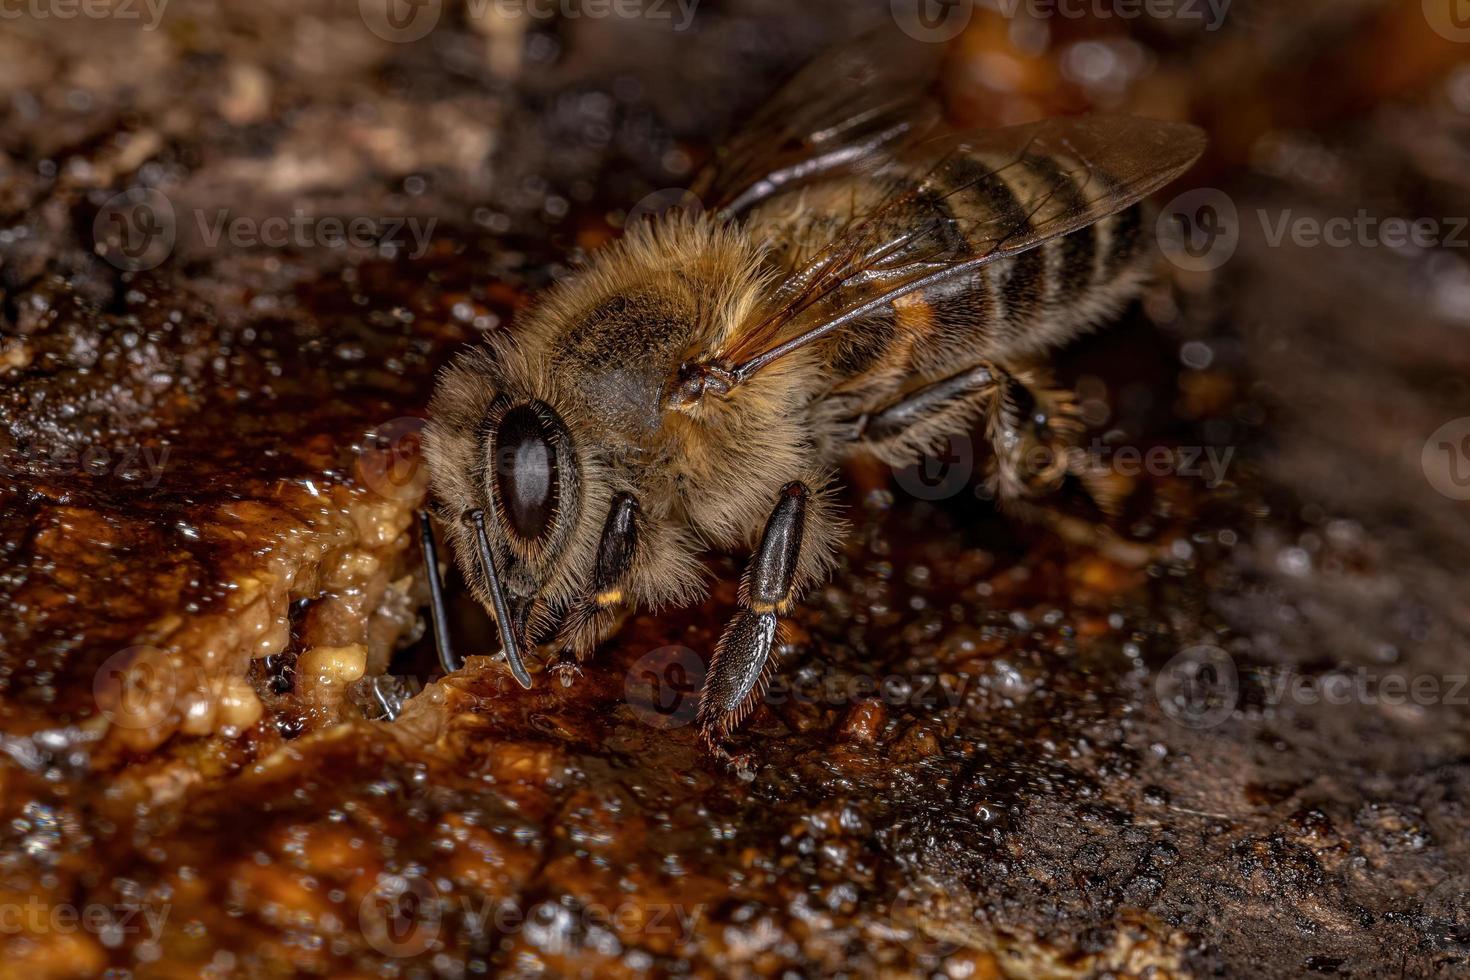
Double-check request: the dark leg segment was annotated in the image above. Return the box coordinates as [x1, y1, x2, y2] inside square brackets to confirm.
[697, 482, 808, 747]
[418, 511, 463, 675]
[847, 361, 1102, 510]
[553, 492, 641, 667]
[853, 362, 996, 444]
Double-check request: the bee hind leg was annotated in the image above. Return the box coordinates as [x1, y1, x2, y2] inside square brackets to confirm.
[845, 361, 1120, 514]
[697, 482, 809, 753]
[982, 365, 1125, 514]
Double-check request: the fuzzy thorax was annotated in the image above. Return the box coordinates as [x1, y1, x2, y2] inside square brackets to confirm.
[423, 213, 820, 629]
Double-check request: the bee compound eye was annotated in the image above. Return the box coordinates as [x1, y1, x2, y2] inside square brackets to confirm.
[494, 404, 559, 541]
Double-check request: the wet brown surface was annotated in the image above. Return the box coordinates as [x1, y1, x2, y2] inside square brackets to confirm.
[2, 1, 1470, 977]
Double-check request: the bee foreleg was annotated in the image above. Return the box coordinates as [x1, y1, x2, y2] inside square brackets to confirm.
[697, 481, 808, 751]
[551, 492, 641, 679]
[418, 511, 463, 675]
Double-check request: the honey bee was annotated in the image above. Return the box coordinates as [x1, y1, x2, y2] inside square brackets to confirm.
[421, 32, 1206, 754]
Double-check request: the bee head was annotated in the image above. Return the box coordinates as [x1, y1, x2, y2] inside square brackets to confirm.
[424, 344, 609, 680]
[422, 219, 740, 679]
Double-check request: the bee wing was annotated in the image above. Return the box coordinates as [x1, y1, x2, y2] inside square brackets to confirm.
[710, 114, 1207, 379]
[691, 29, 944, 216]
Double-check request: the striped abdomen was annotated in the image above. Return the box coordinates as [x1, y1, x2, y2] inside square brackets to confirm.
[894, 146, 1151, 376]
[744, 133, 1158, 397]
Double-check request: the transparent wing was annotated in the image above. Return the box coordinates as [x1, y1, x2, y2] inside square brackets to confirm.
[713, 114, 1207, 379]
[691, 29, 944, 216]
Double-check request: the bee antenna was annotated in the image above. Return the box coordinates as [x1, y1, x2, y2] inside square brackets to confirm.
[464, 509, 535, 690]
[418, 510, 463, 675]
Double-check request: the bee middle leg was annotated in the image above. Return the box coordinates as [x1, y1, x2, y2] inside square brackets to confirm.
[697, 481, 809, 753]
[848, 362, 1000, 458]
